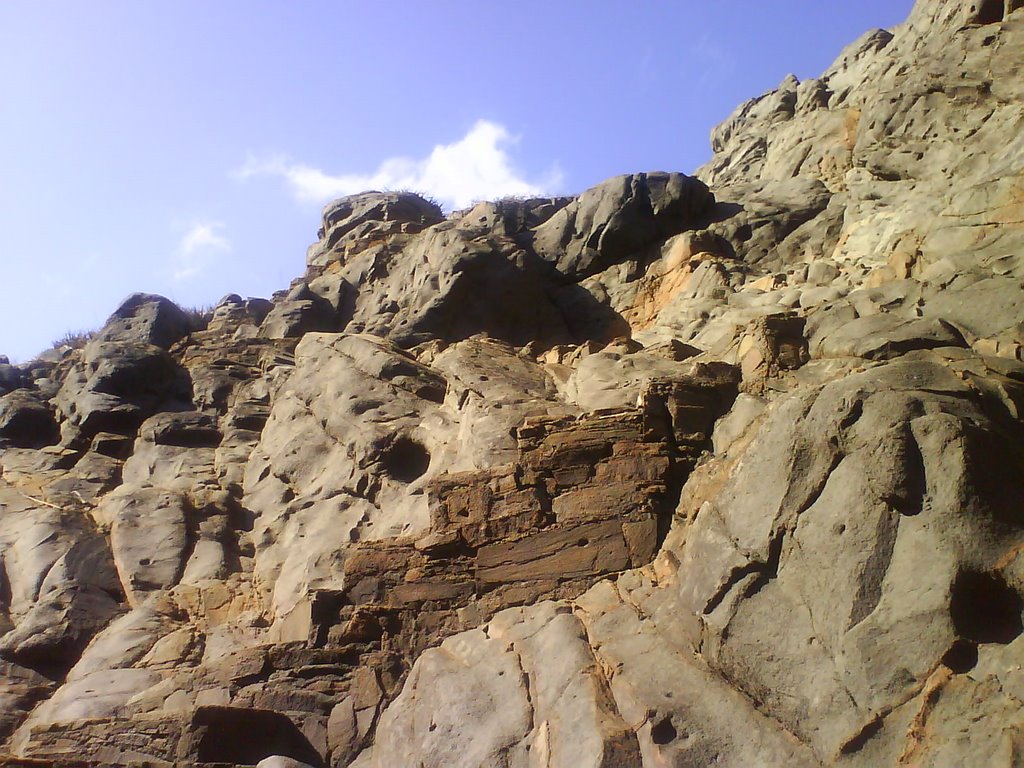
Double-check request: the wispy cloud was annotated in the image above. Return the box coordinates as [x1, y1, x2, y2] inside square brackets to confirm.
[235, 119, 563, 210]
[173, 222, 230, 281]
[687, 33, 738, 93]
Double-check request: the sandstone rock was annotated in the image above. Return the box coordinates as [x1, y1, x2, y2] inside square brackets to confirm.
[0, 535, 123, 675]
[209, 293, 274, 333]
[666, 356, 1024, 761]
[2, 2, 1024, 765]
[259, 282, 339, 340]
[333, 224, 574, 348]
[0, 663, 52, 742]
[92, 293, 197, 350]
[308, 191, 445, 268]
[453, 196, 572, 239]
[107, 488, 190, 606]
[0, 363, 27, 396]
[531, 172, 713, 281]
[54, 341, 188, 440]
[813, 314, 967, 360]
[0, 391, 58, 449]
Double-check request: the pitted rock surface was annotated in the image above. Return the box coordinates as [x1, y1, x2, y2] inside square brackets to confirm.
[2, 1, 1024, 766]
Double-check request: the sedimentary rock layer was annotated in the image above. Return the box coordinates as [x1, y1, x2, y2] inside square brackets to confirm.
[1, 0, 1023, 765]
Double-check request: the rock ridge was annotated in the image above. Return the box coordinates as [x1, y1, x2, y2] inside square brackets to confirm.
[1, 0, 1023, 765]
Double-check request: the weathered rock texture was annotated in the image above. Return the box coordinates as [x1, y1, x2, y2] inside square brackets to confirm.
[2, 0, 1024, 765]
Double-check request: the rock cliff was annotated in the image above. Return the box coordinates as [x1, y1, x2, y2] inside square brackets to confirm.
[1, 0, 1023, 765]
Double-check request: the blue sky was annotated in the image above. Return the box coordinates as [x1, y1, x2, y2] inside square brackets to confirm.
[0, 1, 914, 362]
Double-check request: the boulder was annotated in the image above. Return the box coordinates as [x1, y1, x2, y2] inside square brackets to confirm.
[93, 293, 197, 350]
[0, 390, 58, 448]
[54, 341, 187, 439]
[328, 224, 576, 348]
[531, 172, 714, 280]
[0, 362, 27, 395]
[308, 191, 445, 267]
[259, 282, 338, 340]
[107, 488, 190, 606]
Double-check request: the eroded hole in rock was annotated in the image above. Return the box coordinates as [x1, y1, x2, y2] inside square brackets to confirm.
[942, 639, 979, 673]
[381, 436, 431, 483]
[157, 427, 222, 449]
[650, 715, 677, 745]
[950, 571, 1023, 644]
[193, 707, 322, 765]
[972, 0, 1005, 24]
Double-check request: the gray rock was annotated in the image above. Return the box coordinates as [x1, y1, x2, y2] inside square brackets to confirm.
[0, 390, 58, 448]
[0, 363, 27, 395]
[309, 191, 445, 268]
[453, 196, 572, 239]
[329, 223, 577, 348]
[54, 341, 187, 440]
[3, 2, 1024, 765]
[531, 172, 713, 280]
[813, 314, 967, 360]
[259, 282, 338, 340]
[107, 488, 190, 606]
[93, 293, 197, 350]
[209, 294, 274, 334]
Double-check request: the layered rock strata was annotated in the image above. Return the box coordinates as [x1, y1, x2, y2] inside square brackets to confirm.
[1, 0, 1023, 766]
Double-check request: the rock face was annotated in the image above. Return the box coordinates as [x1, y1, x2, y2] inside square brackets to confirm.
[1, 1, 1024, 766]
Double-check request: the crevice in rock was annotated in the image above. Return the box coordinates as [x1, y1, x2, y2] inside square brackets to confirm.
[509, 644, 537, 739]
[838, 715, 883, 755]
[888, 428, 927, 516]
[848, 509, 900, 628]
[897, 667, 953, 766]
[949, 569, 1023, 644]
[571, 604, 645, 763]
[703, 562, 765, 616]
[838, 398, 864, 432]
[740, 527, 787, 601]
[703, 528, 786, 614]
[191, 706, 324, 766]
[0, 557, 11, 613]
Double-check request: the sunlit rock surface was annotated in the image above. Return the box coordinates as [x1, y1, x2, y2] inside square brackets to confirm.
[1, 1, 1024, 765]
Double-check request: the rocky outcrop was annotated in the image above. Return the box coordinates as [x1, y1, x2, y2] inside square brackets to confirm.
[93, 294, 200, 351]
[1, 0, 1023, 765]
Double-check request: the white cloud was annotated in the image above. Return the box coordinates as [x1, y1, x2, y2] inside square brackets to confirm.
[173, 222, 230, 281]
[687, 33, 738, 93]
[235, 119, 563, 210]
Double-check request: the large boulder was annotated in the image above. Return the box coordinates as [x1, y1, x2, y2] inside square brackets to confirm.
[93, 293, 197, 350]
[318, 224, 577, 348]
[0, 361, 27, 395]
[531, 172, 714, 281]
[307, 191, 446, 268]
[54, 341, 189, 440]
[0, 390, 59, 448]
[259, 282, 338, 340]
